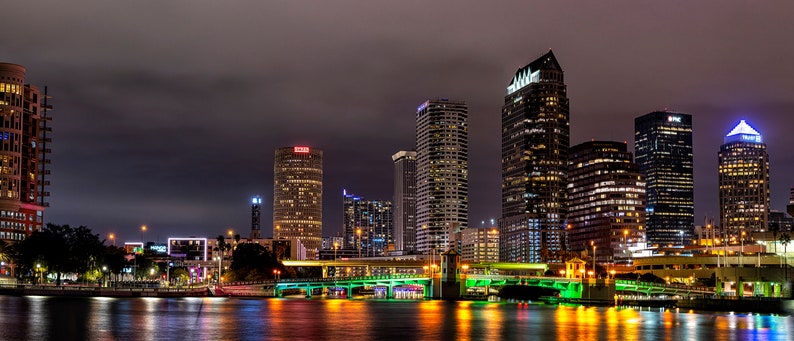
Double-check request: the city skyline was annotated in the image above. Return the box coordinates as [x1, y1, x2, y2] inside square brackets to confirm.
[3, 2, 794, 242]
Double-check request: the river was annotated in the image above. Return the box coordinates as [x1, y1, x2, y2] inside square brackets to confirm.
[0, 296, 791, 340]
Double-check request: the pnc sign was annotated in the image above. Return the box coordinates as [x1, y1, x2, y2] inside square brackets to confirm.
[294, 146, 310, 153]
[667, 116, 682, 123]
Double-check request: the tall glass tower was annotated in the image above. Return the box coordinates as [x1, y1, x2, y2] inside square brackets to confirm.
[392, 150, 417, 253]
[718, 120, 769, 239]
[500, 50, 569, 263]
[273, 146, 323, 259]
[415, 99, 468, 254]
[634, 111, 694, 247]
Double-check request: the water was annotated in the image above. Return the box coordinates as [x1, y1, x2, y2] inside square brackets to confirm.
[0, 296, 791, 340]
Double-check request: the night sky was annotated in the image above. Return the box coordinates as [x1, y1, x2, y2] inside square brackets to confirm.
[3, 1, 794, 243]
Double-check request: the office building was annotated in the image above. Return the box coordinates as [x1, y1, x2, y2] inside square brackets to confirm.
[719, 120, 770, 238]
[460, 227, 499, 263]
[567, 141, 646, 263]
[392, 150, 417, 253]
[273, 146, 322, 259]
[0, 63, 51, 242]
[634, 111, 694, 246]
[343, 190, 393, 257]
[415, 99, 468, 254]
[787, 188, 794, 219]
[500, 50, 569, 263]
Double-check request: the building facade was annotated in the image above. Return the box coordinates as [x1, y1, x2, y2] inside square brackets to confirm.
[250, 195, 262, 239]
[0, 63, 51, 242]
[273, 146, 322, 259]
[415, 99, 468, 254]
[499, 50, 569, 263]
[460, 227, 499, 263]
[634, 111, 694, 247]
[342, 190, 393, 257]
[567, 141, 646, 263]
[719, 120, 770, 239]
[392, 150, 417, 253]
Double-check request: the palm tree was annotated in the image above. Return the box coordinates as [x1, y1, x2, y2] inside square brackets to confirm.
[0, 240, 13, 276]
[780, 233, 790, 278]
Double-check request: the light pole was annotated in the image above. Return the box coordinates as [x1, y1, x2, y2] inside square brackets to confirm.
[273, 269, 281, 281]
[109, 233, 115, 247]
[141, 225, 147, 245]
[215, 255, 222, 288]
[36, 263, 41, 285]
[356, 228, 362, 258]
[102, 266, 107, 287]
[623, 230, 629, 263]
[740, 231, 746, 267]
[333, 241, 338, 260]
[591, 241, 596, 278]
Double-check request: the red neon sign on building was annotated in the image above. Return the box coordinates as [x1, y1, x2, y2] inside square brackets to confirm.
[294, 146, 310, 153]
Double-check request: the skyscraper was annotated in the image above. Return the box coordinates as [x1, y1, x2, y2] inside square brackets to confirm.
[0, 63, 51, 242]
[787, 187, 794, 219]
[500, 50, 569, 263]
[342, 190, 393, 257]
[718, 120, 770, 238]
[567, 141, 646, 263]
[634, 111, 694, 247]
[250, 195, 262, 239]
[415, 99, 468, 254]
[392, 150, 417, 253]
[273, 146, 322, 258]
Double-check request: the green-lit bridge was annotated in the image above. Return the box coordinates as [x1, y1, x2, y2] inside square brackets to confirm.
[218, 274, 715, 299]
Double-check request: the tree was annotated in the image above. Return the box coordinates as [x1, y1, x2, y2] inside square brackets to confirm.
[770, 222, 781, 253]
[0, 240, 15, 276]
[227, 243, 281, 281]
[780, 233, 791, 270]
[15, 224, 104, 285]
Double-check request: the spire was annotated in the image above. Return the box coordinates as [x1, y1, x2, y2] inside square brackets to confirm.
[724, 119, 762, 144]
[506, 50, 563, 95]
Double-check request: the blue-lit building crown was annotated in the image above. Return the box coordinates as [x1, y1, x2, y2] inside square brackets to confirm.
[725, 120, 762, 144]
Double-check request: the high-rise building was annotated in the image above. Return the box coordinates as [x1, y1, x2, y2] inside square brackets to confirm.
[415, 98, 468, 254]
[392, 150, 417, 253]
[634, 111, 694, 247]
[460, 227, 499, 263]
[567, 141, 646, 263]
[787, 188, 794, 219]
[500, 50, 569, 263]
[250, 195, 262, 239]
[0, 63, 51, 242]
[342, 190, 393, 257]
[718, 120, 770, 238]
[273, 146, 322, 259]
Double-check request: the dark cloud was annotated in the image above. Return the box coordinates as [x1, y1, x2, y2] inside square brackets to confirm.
[2, 1, 793, 241]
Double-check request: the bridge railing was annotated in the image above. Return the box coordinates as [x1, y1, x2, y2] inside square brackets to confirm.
[276, 274, 428, 284]
[615, 279, 715, 292]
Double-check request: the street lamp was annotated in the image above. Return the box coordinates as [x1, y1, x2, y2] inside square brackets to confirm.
[740, 231, 746, 266]
[333, 241, 338, 260]
[141, 225, 147, 245]
[109, 233, 115, 247]
[623, 230, 629, 261]
[102, 266, 107, 287]
[36, 263, 41, 285]
[356, 228, 362, 258]
[591, 241, 597, 278]
[273, 269, 281, 281]
[559, 270, 566, 278]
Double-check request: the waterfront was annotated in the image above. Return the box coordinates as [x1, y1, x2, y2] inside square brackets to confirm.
[0, 296, 791, 340]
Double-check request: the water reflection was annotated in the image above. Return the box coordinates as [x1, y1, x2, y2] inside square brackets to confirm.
[0, 296, 791, 340]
